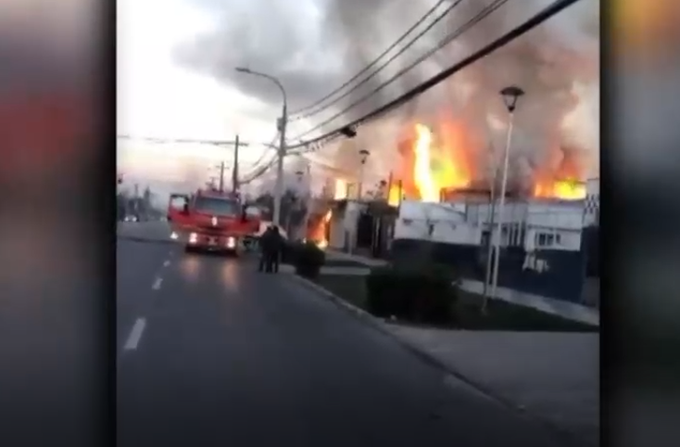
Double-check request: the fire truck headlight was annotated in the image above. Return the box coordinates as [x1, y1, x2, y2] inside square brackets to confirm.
[189, 233, 198, 243]
[226, 237, 236, 248]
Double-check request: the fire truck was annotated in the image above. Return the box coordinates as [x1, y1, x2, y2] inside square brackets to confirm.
[166, 188, 261, 255]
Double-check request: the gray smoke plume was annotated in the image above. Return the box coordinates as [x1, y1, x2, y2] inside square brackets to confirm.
[176, 0, 599, 185]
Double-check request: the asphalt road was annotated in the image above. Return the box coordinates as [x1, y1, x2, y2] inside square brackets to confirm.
[117, 229, 572, 447]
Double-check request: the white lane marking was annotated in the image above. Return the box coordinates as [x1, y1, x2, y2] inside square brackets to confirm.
[163, 260, 170, 267]
[123, 318, 146, 351]
[152, 277, 163, 290]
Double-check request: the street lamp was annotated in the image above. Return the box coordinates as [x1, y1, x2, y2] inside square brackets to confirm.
[236, 66, 288, 227]
[485, 85, 525, 313]
[357, 149, 370, 199]
[294, 169, 307, 240]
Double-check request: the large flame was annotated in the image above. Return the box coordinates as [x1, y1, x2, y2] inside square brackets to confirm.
[534, 178, 586, 200]
[306, 209, 332, 249]
[413, 124, 437, 202]
[387, 185, 401, 207]
[334, 179, 348, 200]
[411, 122, 473, 202]
[532, 144, 587, 200]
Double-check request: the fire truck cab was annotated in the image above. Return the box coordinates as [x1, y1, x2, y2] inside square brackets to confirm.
[167, 188, 260, 256]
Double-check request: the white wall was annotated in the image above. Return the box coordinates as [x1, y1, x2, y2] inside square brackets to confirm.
[397, 199, 584, 252]
[327, 201, 367, 250]
[328, 211, 345, 249]
[395, 201, 481, 245]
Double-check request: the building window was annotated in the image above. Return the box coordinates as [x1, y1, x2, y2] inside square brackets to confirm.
[536, 232, 561, 247]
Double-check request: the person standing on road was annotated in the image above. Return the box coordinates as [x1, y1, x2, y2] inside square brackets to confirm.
[258, 225, 274, 273]
[268, 226, 284, 273]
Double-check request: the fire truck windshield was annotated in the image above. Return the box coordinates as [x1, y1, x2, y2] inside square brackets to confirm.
[193, 196, 240, 217]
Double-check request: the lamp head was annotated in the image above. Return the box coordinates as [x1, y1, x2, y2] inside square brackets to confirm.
[500, 85, 525, 112]
[340, 126, 357, 138]
[359, 149, 370, 164]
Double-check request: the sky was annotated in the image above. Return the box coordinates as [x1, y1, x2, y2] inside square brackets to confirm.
[116, 0, 298, 202]
[117, 0, 600, 204]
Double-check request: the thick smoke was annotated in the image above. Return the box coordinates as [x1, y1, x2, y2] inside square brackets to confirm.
[177, 0, 599, 185]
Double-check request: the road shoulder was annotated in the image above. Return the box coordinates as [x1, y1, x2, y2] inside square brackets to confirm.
[284, 271, 599, 447]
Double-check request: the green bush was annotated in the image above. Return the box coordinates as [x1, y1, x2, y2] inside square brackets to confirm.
[365, 264, 457, 324]
[280, 240, 298, 264]
[293, 241, 326, 279]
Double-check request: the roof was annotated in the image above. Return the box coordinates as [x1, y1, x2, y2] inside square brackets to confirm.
[196, 189, 240, 199]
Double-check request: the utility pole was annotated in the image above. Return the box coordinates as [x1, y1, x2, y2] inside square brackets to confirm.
[274, 105, 288, 226]
[232, 134, 240, 193]
[217, 162, 226, 192]
[233, 67, 287, 226]
[133, 183, 139, 215]
[482, 169, 498, 301]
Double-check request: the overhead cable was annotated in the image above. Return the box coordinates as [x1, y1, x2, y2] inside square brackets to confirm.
[291, 0, 509, 140]
[289, 0, 462, 121]
[286, 0, 582, 152]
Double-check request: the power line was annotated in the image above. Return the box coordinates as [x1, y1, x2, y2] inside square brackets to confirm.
[289, 0, 449, 118]
[243, 131, 279, 175]
[292, 0, 509, 140]
[117, 135, 246, 147]
[290, 0, 464, 121]
[287, 0, 581, 152]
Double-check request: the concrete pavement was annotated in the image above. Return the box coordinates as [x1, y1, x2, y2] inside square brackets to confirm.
[116, 237, 577, 446]
[117, 220, 176, 243]
[384, 326, 600, 446]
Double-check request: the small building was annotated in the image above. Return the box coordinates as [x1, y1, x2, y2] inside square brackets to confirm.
[326, 199, 399, 258]
[390, 197, 591, 304]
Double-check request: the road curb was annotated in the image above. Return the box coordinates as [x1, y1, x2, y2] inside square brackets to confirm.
[285, 272, 377, 322]
[286, 272, 590, 447]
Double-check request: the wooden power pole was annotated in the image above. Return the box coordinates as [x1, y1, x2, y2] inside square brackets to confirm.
[232, 134, 240, 193]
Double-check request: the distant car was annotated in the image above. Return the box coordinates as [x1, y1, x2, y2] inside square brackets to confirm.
[124, 215, 138, 222]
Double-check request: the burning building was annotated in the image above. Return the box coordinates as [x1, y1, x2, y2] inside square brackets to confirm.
[387, 119, 587, 205]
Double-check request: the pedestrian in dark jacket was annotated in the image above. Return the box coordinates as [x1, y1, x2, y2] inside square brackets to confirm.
[258, 226, 275, 272]
[268, 226, 284, 273]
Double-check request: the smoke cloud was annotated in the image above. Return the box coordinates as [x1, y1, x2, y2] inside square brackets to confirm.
[177, 0, 599, 186]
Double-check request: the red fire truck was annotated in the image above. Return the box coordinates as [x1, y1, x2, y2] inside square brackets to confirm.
[167, 188, 261, 255]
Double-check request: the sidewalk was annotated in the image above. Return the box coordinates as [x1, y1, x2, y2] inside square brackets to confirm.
[324, 249, 387, 266]
[383, 325, 599, 446]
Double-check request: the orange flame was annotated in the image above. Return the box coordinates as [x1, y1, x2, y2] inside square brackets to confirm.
[534, 179, 586, 200]
[411, 122, 473, 202]
[307, 209, 332, 249]
[532, 144, 587, 200]
[387, 185, 401, 207]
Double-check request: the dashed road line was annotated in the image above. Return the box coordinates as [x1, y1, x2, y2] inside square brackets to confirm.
[123, 318, 146, 351]
[163, 260, 170, 267]
[152, 277, 163, 290]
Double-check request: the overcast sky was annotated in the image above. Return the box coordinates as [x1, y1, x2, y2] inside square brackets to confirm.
[117, 0, 599, 202]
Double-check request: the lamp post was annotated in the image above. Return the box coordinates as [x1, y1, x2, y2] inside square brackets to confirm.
[357, 149, 370, 199]
[485, 85, 525, 313]
[295, 169, 306, 240]
[236, 67, 288, 227]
